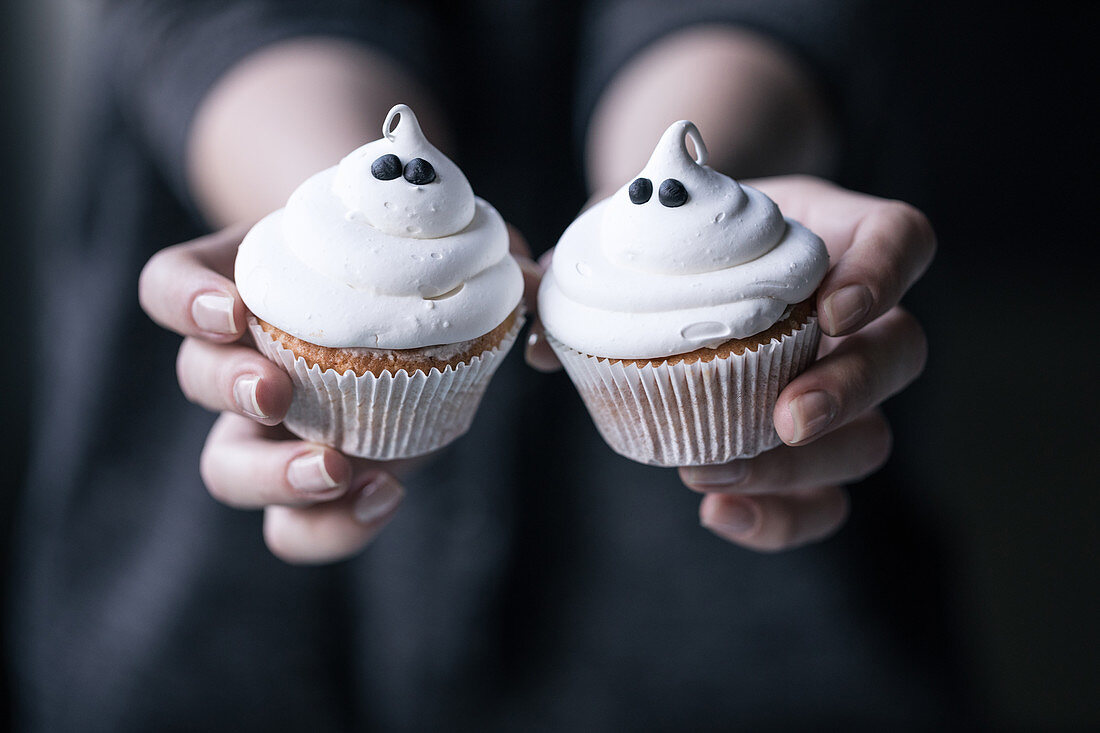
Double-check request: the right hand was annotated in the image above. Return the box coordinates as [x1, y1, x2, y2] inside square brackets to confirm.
[139, 225, 406, 564]
[524, 177, 933, 552]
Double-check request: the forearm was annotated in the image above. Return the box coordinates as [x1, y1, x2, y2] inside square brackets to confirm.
[585, 26, 837, 198]
[186, 37, 445, 227]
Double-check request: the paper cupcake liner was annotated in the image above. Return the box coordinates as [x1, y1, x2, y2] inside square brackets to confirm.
[548, 316, 820, 466]
[250, 316, 523, 460]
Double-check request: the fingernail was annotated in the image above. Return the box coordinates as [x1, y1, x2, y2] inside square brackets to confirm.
[683, 460, 750, 488]
[822, 284, 872, 334]
[287, 451, 339, 493]
[788, 390, 837, 443]
[192, 292, 237, 334]
[703, 499, 758, 536]
[354, 475, 404, 525]
[233, 375, 267, 420]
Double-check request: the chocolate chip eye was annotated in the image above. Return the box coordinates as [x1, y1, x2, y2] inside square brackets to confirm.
[628, 177, 652, 205]
[403, 158, 436, 185]
[371, 154, 402, 181]
[658, 178, 688, 207]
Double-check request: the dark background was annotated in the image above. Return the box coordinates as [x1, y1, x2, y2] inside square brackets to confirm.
[1, 2, 1096, 730]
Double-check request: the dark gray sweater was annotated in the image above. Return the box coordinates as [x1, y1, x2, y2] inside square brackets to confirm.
[7, 1, 963, 730]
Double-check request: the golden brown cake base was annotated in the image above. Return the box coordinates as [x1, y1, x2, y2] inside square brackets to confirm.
[258, 307, 522, 377]
[598, 298, 815, 367]
[547, 297, 821, 465]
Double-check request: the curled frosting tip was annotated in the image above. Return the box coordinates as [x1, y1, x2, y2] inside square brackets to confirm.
[383, 103, 424, 143]
[647, 120, 709, 169]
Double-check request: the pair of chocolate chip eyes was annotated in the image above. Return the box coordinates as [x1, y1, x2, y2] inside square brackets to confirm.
[371, 154, 436, 185]
[629, 177, 688, 207]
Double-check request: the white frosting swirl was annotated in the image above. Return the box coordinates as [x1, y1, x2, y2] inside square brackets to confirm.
[538, 120, 828, 360]
[236, 105, 523, 349]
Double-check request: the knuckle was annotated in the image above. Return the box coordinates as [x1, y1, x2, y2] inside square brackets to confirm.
[198, 441, 228, 504]
[139, 246, 170, 277]
[764, 453, 796, 492]
[888, 200, 937, 262]
[830, 489, 851, 532]
[888, 303, 919, 331]
[907, 321, 929, 376]
[859, 413, 894, 477]
[175, 341, 198, 402]
[889, 308, 930, 376]
[757, 505, 799, 552]
[887, 200, 932, 238]
[264, 512, 343, 566]
[138, 246, 185, 303]
[262, 513, 302, 564]
[137, 259, 156, 311]
[199, 429, 255, 509]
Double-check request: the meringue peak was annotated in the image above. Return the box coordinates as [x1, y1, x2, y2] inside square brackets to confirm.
[332, 104, 475, 239]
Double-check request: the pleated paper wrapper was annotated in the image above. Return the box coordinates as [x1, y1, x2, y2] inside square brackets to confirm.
[250, 317, 522, 460]
[548, 316, 820, 466]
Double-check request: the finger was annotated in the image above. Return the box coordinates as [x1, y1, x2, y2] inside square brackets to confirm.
[507, 223, 545, 322]
[516, 257, 543, 316]
[200, 413, 351, 508]
[506, 223, 532, 259]
[749, 177, 936, 337]
[773, 307, 927, 445]
[524, 316, 562, 373]
[524, 246, 562, 372]
[176, 338, 293, 424]
[680, 409, 891, 494]
[816, 199, 935, 336]
[699, 485, 849, 552]
[138, 225, 251, 342]
[263, 471, 404, 565]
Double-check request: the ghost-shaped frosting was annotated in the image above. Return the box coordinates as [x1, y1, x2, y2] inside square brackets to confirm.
[235, 104, 522, 349]
[538, 119, 829, 360]
[332, 105, 475, 239]
[601, 121, 786, 275]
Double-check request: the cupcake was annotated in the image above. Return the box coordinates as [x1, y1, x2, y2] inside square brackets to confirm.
[538, 120, 828, 466]
[235, 104, 524, 459]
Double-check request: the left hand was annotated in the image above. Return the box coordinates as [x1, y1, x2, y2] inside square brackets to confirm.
[526, 176, 935, 551]
[140, 223, 542, 564]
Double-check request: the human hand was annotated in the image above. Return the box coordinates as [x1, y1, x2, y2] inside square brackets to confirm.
[138, 225, 403, 563]
[527, 176, 935, 551]
[139, 224, 542, 563]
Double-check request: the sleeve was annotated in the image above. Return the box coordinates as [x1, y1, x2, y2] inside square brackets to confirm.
[575, 0, 911, 152]
[98, 0, 437, 208]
